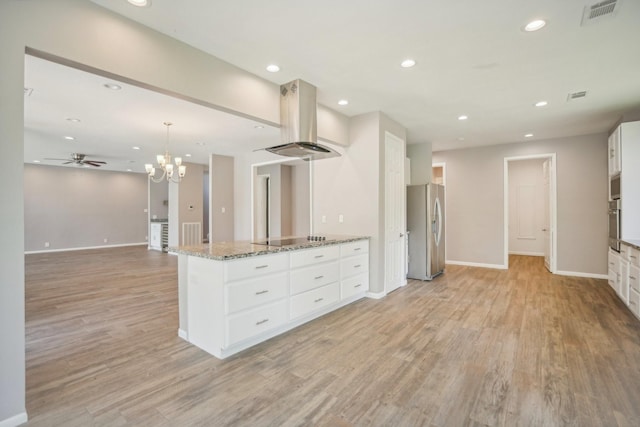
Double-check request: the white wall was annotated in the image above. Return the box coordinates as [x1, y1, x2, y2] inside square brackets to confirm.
[24, 164, 148, 252]
[433, 133, 608, 275]
[291, 163, 311, 236]
[508, 158, 545, 256]
[149, 180, 169, 221]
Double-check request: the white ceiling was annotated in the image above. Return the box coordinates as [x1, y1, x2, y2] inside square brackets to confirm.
[25, 0, 640, 172]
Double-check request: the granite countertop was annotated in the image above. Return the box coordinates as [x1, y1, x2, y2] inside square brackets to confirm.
[622, 239, 640, 250]
[170, 235, 369, 260]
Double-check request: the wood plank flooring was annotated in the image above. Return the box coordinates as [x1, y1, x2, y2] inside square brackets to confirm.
[24, 248, 640, 426]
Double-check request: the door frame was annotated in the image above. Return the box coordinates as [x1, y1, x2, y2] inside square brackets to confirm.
[384, 131, 407, 294]
[503, 153, 557, 272]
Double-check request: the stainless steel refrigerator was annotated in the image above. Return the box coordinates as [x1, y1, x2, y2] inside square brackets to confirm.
[407, 184, 445, 280]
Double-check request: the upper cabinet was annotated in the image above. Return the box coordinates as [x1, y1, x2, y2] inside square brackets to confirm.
[608, 125, 621, 176]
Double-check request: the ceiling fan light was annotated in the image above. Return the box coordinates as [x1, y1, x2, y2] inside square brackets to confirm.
[178, 165, 186, 177]
[145, 163, 153, 173]
[157, 154, 165, 165]
[165, 163, 174, 173]
[174, 157, 182, 166]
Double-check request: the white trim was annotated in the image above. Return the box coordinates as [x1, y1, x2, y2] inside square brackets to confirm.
[366, 291, 386, 299]
[24, 242, 147, 255]
[555, 271, 608, 279]
[0, 412, 28, 427]
[178, 328, 188, 340]
[446, 260, 508, 270]
[504, 153, 557, 273]
[508, 251, 545, 257]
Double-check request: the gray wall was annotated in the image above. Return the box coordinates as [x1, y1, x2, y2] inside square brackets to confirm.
[149, 180, 168, 220]
[169, 162, 204, 246]
[407, 142, 433, 185]
[432, 133, 608, 275]
[210, 154, 234, 242]
[24, 164, 148, 252]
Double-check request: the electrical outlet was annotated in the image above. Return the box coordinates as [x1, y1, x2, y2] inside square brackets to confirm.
[103, 238, 108, 243]
[322, 215, 327, 223]
[44, 242, 50, 248]
[143, 208, 148, 213]
[221, 207, 226, 213]
[339, 214, 344, 223]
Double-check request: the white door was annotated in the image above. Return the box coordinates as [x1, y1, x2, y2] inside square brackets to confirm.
[254, 175, 270, 240]
[542, 159, 551, 272]
[385, 132, 406, 293]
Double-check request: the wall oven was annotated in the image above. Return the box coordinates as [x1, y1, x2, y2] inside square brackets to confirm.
[610, 173, 621, 200]
[609, 199, 621, 252]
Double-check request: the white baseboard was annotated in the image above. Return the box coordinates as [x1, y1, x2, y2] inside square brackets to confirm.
[366, 291, 386, 299]
[178, 328, 188, 340]
[555, 270, 608, 279]
[508, 251, 544, 257]
[446, 260, 508, 270]
[0, 412, 28, 427]
[25, 242, 147, 255]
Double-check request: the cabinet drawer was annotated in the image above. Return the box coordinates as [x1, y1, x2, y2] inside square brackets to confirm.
[629, 288, 640, 318]
[226, 299, 288, 347]
[224, 253, 288, 282]
[290, 282, 340, 319]
[340, 240, 369, 257]
[608, 269, 617, 290]
[290, 262, 339, 296]
[620, 244, 631, 261]
[290, 245, 340, 269]
[629, 265, 640, 294]
[341, 254, 369, 279]
[630, 247, 640, 267]
[226, 272, 288, 314]
[341, 273, 368, 300]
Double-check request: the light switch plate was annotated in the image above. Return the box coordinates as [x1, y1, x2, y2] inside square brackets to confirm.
[339, 214, 344, 223]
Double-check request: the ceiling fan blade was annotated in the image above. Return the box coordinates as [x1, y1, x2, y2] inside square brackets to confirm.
[44, 158, 71, 161]
[83, 161, 104, 167]
[86, 160, 106, 164]
[62, 161, 73, 165]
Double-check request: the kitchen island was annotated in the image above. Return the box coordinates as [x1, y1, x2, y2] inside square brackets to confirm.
[172, 236, 369, 359]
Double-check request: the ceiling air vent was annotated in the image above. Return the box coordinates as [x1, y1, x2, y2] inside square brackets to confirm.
[581, 0, 619, 25]
[567, 91, 588, 101]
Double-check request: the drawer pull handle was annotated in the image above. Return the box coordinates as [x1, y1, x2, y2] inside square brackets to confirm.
[354, 264, 361, 268]
[354, 284, 362, 288]
[631, 302, 636, 306]
[255, 265, 269, 269]
[609, 262, 614, 266]
[314, 298, 324, 303]
[314, 255, 325, 259]
[256, 318, 269, 325]
[354, 248, 362, 251]
[631, 276, 637, 280]
[255, 290, 269, 295]
[314, 275, 324, 280]
[631, 255, 637, 259]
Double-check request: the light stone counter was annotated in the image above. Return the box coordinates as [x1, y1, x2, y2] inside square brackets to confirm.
[170, 235, 369, 260]
[622, 239, 640, 251]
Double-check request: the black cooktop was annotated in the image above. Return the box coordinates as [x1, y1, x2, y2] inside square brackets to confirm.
[253, 236, 330, 247]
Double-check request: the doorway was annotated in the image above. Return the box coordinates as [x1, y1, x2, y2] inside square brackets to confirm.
[504, 154, 556, 272]
[384, 132, 406, 293]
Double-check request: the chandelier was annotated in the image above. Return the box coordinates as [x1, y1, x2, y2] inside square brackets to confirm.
[145, 121, 186, 183]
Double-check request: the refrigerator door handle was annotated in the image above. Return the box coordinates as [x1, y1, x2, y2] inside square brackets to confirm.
[433, 197, 442, 246]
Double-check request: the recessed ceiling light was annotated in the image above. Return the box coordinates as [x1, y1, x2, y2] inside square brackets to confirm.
[66, 117, 81, 123]
[196, 142, 206, 146]
[266, 64, 280, 73]
[64, 136, 75, 140]
[185, 154, 192, 157]
[458, 137, 465, 141]
[127, 0, 151, 7]
[103, 83, 122, 90]
[338, 99, 349, 106]
[254, 125, 264, 129]
[458, 115, 468, 121]
[33, 160, 40, 163]
[401, 59, 416, 68]
[132, 146, 141, 150]
[535, 100, 548, 107]
[126, 168, 132, 172]
[524, 19, 547, 32]
[524, 133, 534, 138]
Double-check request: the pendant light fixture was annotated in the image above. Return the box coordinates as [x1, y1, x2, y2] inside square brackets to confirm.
[145, 121, 186, 183]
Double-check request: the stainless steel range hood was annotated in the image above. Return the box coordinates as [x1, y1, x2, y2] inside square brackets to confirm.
[266, 79, 340, 161]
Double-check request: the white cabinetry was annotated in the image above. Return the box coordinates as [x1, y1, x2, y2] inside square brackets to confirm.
[618, 121, 640, 238]
[608, 125, 621, 176]
[612, 243, 640, 319]
[185, 239, 369, 359]
[149, 222, 168, 251]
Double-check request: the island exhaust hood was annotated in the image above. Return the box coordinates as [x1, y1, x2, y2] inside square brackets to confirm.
[266, 79, 340, 161]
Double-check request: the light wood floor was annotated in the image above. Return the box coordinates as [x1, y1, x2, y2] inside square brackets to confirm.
[24, 248, 640, 426]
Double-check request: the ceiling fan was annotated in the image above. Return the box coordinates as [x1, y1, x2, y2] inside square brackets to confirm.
[46, 153, 107, 167]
